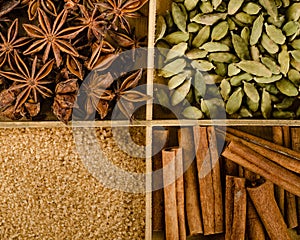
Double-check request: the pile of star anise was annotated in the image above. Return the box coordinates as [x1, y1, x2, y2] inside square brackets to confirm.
[0, 0, 148, 123]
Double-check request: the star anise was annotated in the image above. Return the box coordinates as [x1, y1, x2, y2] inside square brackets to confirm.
[0, 19, 30, 69]
[79, 71, 115, 118]
[77, 4, 108, 41]
[23, 9, 84, 67]
[53, 78, 78, 123]
[23, 0, 57, 20]
[114, 68, 149, 119]
[97, 0, 148, 33]
[0, 53, 54, 111]
[87, 38, 115, 70]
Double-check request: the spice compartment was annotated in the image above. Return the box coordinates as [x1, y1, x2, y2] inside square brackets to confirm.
[150, 125, 300, 240]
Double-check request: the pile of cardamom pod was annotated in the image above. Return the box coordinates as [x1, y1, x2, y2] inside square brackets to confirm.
[155, 0, 300, 119]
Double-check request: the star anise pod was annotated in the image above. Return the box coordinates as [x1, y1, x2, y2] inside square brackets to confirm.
[77, 4, 108, 41]
[87, 38, 115, 70]
[97, 0, 148, 33]
[114, 68, 149, 119]
[23, 9, 84, 67]
[0, 19, 30, 69]
[53, 78, 78, 123]
[23, 0, 57, 20]
[0, 53, 54, 111]
[79, 71, 115, 118]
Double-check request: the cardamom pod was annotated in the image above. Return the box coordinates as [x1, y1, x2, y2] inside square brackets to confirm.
[200, 42, 230, 52]
[230, 73, 252, 86]
[250, 14, 264, 45]
[208, 53, 239, 63]
[155, 15, 167, 42]
[191, 13, 227, 25]
[278, 45, 290, 76]
[186, 49, 208, 59]
[254, 74, 282, 83]
[265, 23, 286, 45]
[192, 25, 210, 47]
[165, 42, 188, 62]
[276, 78, 299, 96]
[226, 87, 244, 114]
[228, 0, 244, 15]
[211, 21, 229, 41]
[220, 79, 231, 100]
[242, 2, 262, 15]
[171, 78, 191, 106]
[236, 60, 272, 77]
[168, 71, 189, 90]
[228, 63, 241, 76]
[231, 32, 250, 60]
[182, 106, 204, 119]
[261, 33, 279, 54]
[164, 31, 189, 44]
[244, 81, 260, 102]
[172, 2, 187, 32]
[160, 58, 186, 78]
[261, 88, 272, 118]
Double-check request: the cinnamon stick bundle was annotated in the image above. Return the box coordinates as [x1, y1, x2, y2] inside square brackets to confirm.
[222, 141, 300, 197]
[162, 148, 179, 240]
[178, 127, 203, 236]
[247, 181, 292, 240]
[225, 176, 247, 240]
[246, 198, 266, 240]
[193, 126, 223, 235]
[152, 129, 169, 232]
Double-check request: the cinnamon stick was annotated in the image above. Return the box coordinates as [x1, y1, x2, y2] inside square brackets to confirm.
[222, 141, 300, 197]
[173, 147, 186, 240]
[162, 148, 179, 240]
[272, 126, 285, 218]
[225, 176, 247, 240]
[152, 129, 169, 232]
[222, 130, 300, 174]
[224, 158, 238, 176]
[193, 126, 223, 235]
[207, 126, 223, 234]
[291, 127, 300, 234]
[273, 126, 298, 229]
[223, 128, 300, 160]
[246, 198, 266, 240]
[178, 127, 203, 236]
[247, 181, 292, 240]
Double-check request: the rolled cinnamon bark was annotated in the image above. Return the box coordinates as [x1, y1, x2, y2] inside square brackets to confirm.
[207, 126, 223, 234]
[162, 148, 179, 240]
[273, 126, 298, 229]
[224, 128, 300, 160]
[222, 141, 300, 197]
[222, 131, 300, 174]
[225, 176, 247, 240]
[291, 127, 300, 233]
[247, 181, 292, 240]
[178, 127, 203, 236]
[152, 129, 169, 232]
[173, 147, 186, 240]
[193, 126, 223, 235]
[246, 198, 266, 240]
[272, 126, 285, 218]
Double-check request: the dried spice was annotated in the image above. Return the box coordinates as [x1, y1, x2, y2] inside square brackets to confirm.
[0, 0, 149, 122]
[156, 0, 300, 119]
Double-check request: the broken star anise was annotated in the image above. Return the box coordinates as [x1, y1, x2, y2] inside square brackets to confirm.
[53, 78, 78, 123]
[0, 19, 30, 69]
[0, 53, 54, 112]
[23, 8, 84, 67]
